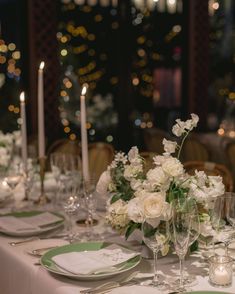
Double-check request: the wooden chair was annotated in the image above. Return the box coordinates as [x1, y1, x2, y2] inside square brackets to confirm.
[180, 137, 210, 163]
[184, 160, 234, 192]
[143, 128, 166, 154]
[140, 151, 158, 172]
[47, 139, 80, 157]
[225, 141, 235, 180]
[88, 142, 115, 182]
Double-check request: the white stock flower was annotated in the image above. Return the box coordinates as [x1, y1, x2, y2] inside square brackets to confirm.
[124, 164, 142, 181]
[143, 192, 166, 219]
[162, 138, 177, 155]
[0, 147, 10, 167]
[128, 146, 141, 163]
[96, 171, 112, 195]
[162, 157, 184, 177]
[127, 197, 145, 223]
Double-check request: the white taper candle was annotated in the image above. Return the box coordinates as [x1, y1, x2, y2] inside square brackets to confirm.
[38, 61, 45, 158]
[20, 92, 28, 171]
[80, 84, 90, 182]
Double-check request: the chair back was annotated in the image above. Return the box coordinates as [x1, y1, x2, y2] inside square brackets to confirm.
[143, 128, 166, 154]
[140, 151, 158, 172]
[225, 141, 235, 180]
[181, 138, 210, 162]
[184, 160, 233, 192]
[88, 142, 115, 182]
[47, 139, 80, 156]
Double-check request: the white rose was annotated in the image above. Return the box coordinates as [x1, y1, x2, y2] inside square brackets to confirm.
[162, 138, 177, 155]
[130, 179, 143, 191]
[127, 197, 145, 223]
[146, 167, 169, 189]
[96, 171, 111, 195]
[162, 157, 184, 177]
[143, 192, 166, 219]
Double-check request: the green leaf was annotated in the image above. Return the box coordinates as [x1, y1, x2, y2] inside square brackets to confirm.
[190, 240, 198, 252]
[110, 194, 121, 204]
[125, 222, 141, 239]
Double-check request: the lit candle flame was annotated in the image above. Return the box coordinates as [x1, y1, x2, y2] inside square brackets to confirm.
[20, 91, 25, 102]
[81, 84, 88, 96]
[39, 61, 45, 70]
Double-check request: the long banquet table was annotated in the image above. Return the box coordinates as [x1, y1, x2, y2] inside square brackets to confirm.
[1, 209, 235, 294]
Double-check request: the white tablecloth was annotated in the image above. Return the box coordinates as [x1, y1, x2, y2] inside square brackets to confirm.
[0, 225, 235, 294]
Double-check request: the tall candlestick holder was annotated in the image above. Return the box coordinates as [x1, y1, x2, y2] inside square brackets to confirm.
[34, 157, 50, 205]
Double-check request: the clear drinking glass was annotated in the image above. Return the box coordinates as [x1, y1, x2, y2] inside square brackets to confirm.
[62, 194, 80, 243]
[142, 219, 170, 288]
[171, 198, 194, 292]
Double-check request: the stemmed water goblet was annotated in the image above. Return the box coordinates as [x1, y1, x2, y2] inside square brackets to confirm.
[81, 178, 100, 241]
[171, 197, 195, 292]
[62, 194, 81, 243]
[4, 162, 22, 193]
[142, 219, 170, 289]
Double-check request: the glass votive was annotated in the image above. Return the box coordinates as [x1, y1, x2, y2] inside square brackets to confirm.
[209, 255, 233, 287]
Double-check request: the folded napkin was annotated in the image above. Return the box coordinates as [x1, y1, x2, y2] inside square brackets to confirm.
[52, 244, 140, 275]
[0, 212, 63, 232]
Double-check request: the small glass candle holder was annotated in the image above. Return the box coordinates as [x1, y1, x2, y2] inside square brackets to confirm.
[209, 255, 233, 287]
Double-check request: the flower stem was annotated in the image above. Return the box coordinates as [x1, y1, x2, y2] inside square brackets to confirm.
[177, 131, 190, 160]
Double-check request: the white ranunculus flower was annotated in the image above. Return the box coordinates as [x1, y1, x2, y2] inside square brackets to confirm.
[127, 197, 145, 223]
[96, 171, 112, 195]
[143, 192, 166, 219]
[106, 199, 129, 229]
[162, 138, 177, 155]
[162, 157, 184, 177]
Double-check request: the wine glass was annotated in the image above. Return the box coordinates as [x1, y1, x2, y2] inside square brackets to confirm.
[223, 193, 235, 254]
[81, 178, 100, 240]
[62, 194, 81, 243]
[142, 219, 170, 288]
[171, 197, 194, 292]
[4, 162, 22, 192]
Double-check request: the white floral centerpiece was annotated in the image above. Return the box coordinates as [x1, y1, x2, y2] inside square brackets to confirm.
[96, 114, 225, 241]
[0, 130, 21, 172]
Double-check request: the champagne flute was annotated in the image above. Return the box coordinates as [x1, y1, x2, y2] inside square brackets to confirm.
[171, 198, 194, 292]
[183, 199, 200, 285]
[142, 219, 170, 288]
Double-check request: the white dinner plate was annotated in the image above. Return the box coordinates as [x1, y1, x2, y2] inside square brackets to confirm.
[25, 238, 69, 257]
[40, 242, 141, 281]
[0, 211, 64, 237]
